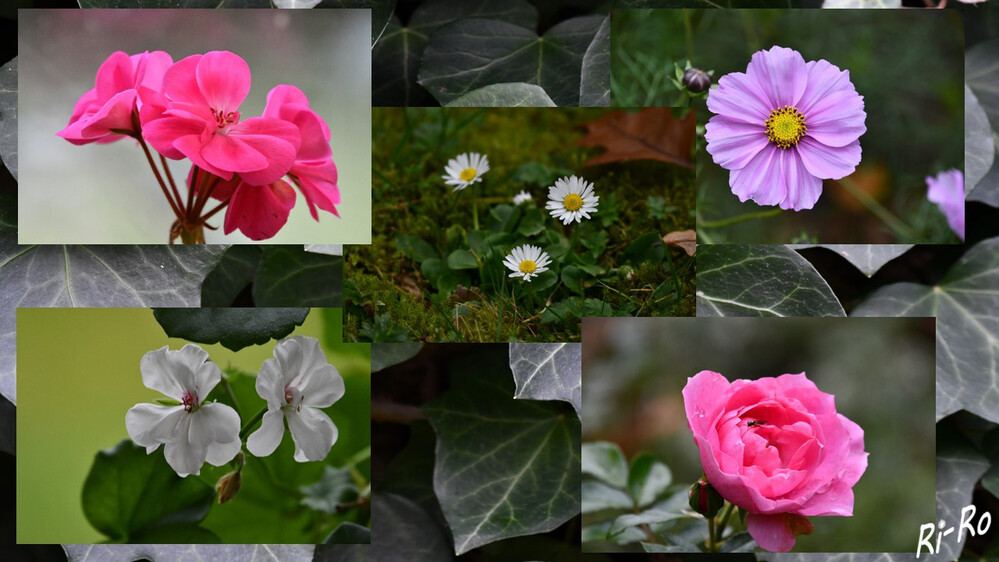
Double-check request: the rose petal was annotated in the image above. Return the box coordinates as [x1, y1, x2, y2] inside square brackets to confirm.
[747, 513, 813, 553]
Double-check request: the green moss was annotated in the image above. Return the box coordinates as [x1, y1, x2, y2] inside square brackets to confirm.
[347, 108, 696, 342]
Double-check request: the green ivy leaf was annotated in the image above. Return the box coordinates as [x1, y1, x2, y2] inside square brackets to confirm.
[300, 465, 359, 515]
[966, 85, 994, 196]
[318, 494, 451, 559]
[371, 343, 424, 372]
[508, 343, 581, 415]
[418, 16, 606, 107]
[853, 237, 999, 422]
[253, 246, 343, 307]
[445, 83, 557, 107]
[152, 308, 309, 352]
[63, 544, 314, 562]
[200, 246, 262, 307]
[579, 17, 610, 107]
[81, 440, 214, 541]
[790, 244, 913, 277]
[966, 39, 999, 207]
[697, 245, 845, 317]
[0, 239, 227, 403]
[424, 367, 580, 554]
[324, 522, 371, 544]
[0, 57, 16, 179]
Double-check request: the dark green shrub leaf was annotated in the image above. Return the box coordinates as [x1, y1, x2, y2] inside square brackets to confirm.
[324, 522, 371, 544]
[153, 308, 309, 351]
[253, 246, 343, 307]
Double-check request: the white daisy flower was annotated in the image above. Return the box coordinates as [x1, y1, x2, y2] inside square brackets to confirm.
[443, 152, 490, 191]
[546, 175, 599, 225]
[513, 190, 533, 205]
[503, 244, 552, 282]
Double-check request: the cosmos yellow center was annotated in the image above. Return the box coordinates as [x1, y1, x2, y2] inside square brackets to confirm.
[765, 106, 807, 149]
[459, 168, 477, 181]
[563, 193, 583, 212]
[519, 260, 537, 274]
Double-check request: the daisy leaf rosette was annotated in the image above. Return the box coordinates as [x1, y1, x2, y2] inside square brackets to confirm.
[125, 344, 241, 478]
[926, 169, 965, 241]
[705, 46, 867, 211]
[443, 152, 489, 191]
[503, 244, 552, 282]
[546, 175, 599, 225]
[682, 370, 868, 552]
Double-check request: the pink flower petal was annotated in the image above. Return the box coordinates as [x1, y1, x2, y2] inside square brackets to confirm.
[196, 51, 251, 114]
[796, 59, 852, 115]
[705, 116, 769, 170]
[142, 115, 208, 160]
[263, 84, 311, 119]
[927, 169, 965, 240]
[133, 50, 173, 92]
[162, 54, 212, 121]
[796, 137, 861, 181]
[803, 89, 866, 148]
[172, 134, 234, 180]
[777, 148, 823, 211]
[201, 133, 269, 175]
[224, 180, 296, 240]
[707, 71, 773, 125]
[746, 46, 808, 109]
[228, 117, 301, 185]
[747, 513, 813, 552]
[94, 51, 135, 103]
[292, 160, 340, 220]
[729, 145, 784, 207]
[79, 89, 137, 138]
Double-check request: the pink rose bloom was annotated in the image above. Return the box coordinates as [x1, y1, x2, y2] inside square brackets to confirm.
[57, 50, 172, 145]
[260, 85, 340, 220]
[142, 51, 300, 185]
[682, 371, 868, 552]
[926, 169, 965, 241]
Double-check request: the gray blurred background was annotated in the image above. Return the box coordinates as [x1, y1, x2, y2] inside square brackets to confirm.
[19, 9, 371, 244]
[582, 316, 935, 552]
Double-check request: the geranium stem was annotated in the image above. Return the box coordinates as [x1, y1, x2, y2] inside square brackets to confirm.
[137, 136, 184, 221]
[707, 517, 717, 552]
[159, 154, 184, 213]
[239, 406, 267, 441]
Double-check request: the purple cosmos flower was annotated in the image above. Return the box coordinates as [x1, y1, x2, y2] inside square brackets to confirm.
[926, 169, 965, 241]
[705, 46, 867, 211]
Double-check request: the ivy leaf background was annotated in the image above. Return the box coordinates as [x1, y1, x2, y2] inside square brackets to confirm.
[508, 343, 582, 415]
[790, 244, 914, 277]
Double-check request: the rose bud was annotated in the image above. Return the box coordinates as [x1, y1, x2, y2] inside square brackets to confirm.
[682, 68, 712, 93]
[688, 479, 724, 518]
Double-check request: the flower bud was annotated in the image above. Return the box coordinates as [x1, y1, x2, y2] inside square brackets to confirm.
[688, 479, 724, 518]
[682, 68, 712, 94]
[216, 470, 242, 504]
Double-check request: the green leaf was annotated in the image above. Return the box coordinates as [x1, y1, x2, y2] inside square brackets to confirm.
[641, 542, 689, 553]
[516, 206, 546, 237]
[318, 0, 395, 45]
[697, 245, 845, 317]
[579, 17, 610, 107]
[372, 0, 537, 106]
[418, 16, 606, 107]
[508, 343, 581, 415]
[966, 85, 994, 196]
[324, 522, 371, 544]
[627, 454, 671, 508]
[359, 494, 451, 559]
[561, 265, 584, 295]
[581, 441, 628, 488]
[852, 237, 999, 422]
[0, 57, 15, 179]
[790, 244, 913, 277]
[822, 0, 900, 6]
[445, 83, 557, 107]
[541, 297, 616, 323]
[380, 421, 448, 528]
[396, 235, 438, 263]
[581, 481, 633, 514]
[81, 440, 214, 541]
[64, 545, 314, 562]
[129, 523, 222, 544]
[621, 232, 666, 265]
[199, 246, 262, 307]
[446, 249, 479, 270]
[253, 246, 343, 307]
[424, 367, 580, 554]
[966, 40, 999, 207]
[719, 531, 755, 552]
[0, 240, 227, 403]
[152, 308, 309, 352]
[610, 510, 685, 536]
[371, 343, 424, 372]
[300, 465, 359, 515]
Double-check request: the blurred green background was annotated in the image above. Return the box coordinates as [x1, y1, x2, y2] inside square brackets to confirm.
[18, 9, 371, 244]
[613, 9, 964, 244]
[16, 308, 370, 544]
[581, 317, 935, 552]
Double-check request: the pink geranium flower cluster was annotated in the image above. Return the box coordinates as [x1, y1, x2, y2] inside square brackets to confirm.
[57, 50, 339, 242]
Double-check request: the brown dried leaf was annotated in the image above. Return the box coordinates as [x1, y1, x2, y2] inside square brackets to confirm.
[576, 108, 695, 168]
[663, 229, 695, 256]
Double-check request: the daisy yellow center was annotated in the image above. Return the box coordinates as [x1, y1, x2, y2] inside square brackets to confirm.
[519, 259, 537, 274]
[459, 168, 478, 181]
[563, 193, 583, 212]
[765, 106, 807, 149]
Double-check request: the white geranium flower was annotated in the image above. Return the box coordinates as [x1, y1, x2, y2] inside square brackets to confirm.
[546, 175, 599, 225]
[513, 190, 533, 205]
[247, 336, 345, 462]
[443, 152, 489, 191]
[503, 244, 552, 282]
[125, 345, 241, 477]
